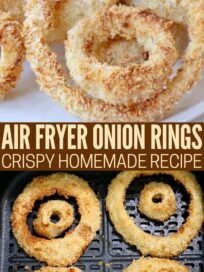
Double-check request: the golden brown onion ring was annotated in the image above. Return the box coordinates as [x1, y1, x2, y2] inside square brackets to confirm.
[23, 0, 204, 121]
[35, 267, 82, 272]
[33, 200, 74, 239]
[66, 6, 177, 105]
[35, 259, 188, 272]
[0, 11, 25, 100]
[124, 258, 189, 272]
[139, 182, 176, 222]
[11, 173, 101, 266]
[106, 171, 204, 257]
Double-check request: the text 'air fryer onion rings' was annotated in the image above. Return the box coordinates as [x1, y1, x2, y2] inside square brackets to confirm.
[106, 171, 204, 257]
[23, 0, 204, 121]
[124, 258, 189, 272]
[33, 200, 74, 239]
[35, 268, 82, 272]
[0, 10, 25, 100]
[11, 173, 101, 267]
[138, 182, 176, 222]
[66, 5, 177, 105]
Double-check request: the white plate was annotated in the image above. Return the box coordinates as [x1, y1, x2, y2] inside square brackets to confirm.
[0, 45, 204, 122]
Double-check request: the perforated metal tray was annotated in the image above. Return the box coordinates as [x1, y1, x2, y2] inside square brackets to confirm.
[0, 172, 203, 272]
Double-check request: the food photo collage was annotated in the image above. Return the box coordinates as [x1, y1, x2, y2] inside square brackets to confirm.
[0, 1, 204, 272]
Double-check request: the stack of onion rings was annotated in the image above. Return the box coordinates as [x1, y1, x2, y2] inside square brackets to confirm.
[35, 267, 82, 272]
[11, 173, 101, 266]
[0, 9, 25, 100]
[138, 182, 176, 222]
[33, 200, 74, 239]
[124, 258, 189, 272]
[106, 171, 204, 257]
[3, 0, 117, 43]
[23, 0, 204, 121]
[66, 5, 177, 105]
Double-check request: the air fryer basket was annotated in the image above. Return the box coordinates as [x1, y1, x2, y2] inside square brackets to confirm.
[0, 172, 203, 272]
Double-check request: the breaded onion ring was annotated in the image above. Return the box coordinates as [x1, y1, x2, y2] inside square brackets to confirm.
[35, 267, 81, 272]
[66, 6, 177, 105]
[11, 173, 101, 266]
[0, 11, 25, 100]
[24, 0, 204, 121]
[124, 258, 189, 272]
[139, 182, 176, 222]
[33, 200, 74, 239]
[106, 171, 204, 257]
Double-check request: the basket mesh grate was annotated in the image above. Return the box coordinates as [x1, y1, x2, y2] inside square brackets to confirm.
[0, 172, 203, 272]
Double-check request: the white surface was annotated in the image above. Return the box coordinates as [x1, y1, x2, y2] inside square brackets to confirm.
[1, 45, 204, 122]
[0, 61, 80, 122]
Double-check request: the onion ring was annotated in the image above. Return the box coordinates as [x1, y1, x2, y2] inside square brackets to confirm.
[11, 173, 101, 266]
[66, 5, 177, 105]
[35, 267, 81, 272]
[124, 258, 189, 272]
[106, 171, 204, 257]
[0, 11, 25, 100]
[138, 182, 176, 222]
[33, 200, 74, 239]
[24, 0, 204, 121]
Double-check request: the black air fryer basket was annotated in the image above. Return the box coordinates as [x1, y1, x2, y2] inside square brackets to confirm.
[0, 172, 203, 272]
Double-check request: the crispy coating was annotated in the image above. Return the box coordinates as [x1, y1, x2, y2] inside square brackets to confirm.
[33, 200, 74, 239]
[11, 173, 101, 267]
[124, 257, 189, 272]
[0, 11, 25, 100]
[35, 267, 81, 272]
[106, 171, 204, 257]
[1, 0, 23, 22]
[23, 0, 204, 121]
[139, 182, 176, 222]
[66, 6, 177, 105]
[121, 0, 191, 54]
[3, 0, 117, 43]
